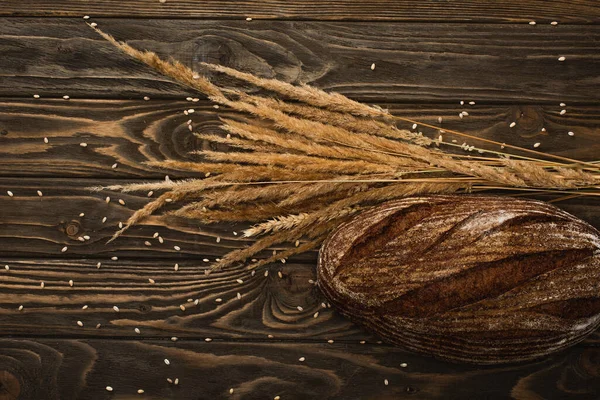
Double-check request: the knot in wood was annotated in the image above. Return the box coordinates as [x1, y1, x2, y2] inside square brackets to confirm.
[64, 220, 81, 237]
[0, 370, 21, 400]
[514, 105, 545, 136]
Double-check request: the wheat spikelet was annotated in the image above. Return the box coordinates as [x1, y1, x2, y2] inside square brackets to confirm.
[201, 62, 385, 118]
[202, 150, 398, 175]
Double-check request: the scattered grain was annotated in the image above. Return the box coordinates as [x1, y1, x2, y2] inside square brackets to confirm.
[533, 142, 541, 148]
[134, 328, 141, 334]
[370, 63, 376, 70]
[113, 305, 120, 312]
[560, 109, 567, 115]
[62, 246, 68, 253]
[384, 379, 389, 386]
[568, 131, 575, 136]
[313, 312, 319, 318]
[558, 56, 566, 61]
[105, 386, 113, 392]
[7, 190, 14, 197]
[164, 358, 170, 365]
[77, 320, 84, 327]
[299, 357, 305, 362]
[174, 245, 181, 251]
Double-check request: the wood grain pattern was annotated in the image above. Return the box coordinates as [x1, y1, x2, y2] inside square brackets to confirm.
[2, 0, 599, 23]
[0, 177, 300, 259]
[0, 339, 598, 400]
[1, 19, 600, 103]
[1, 100, 599, 179]
[0, 258, 368, 340]
[1, 178, 600, 259]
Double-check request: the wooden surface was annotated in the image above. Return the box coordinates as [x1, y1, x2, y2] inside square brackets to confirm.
[2, 0, 599, 23]
[1, 19, 600, 103]
[0, 2, 599, 399]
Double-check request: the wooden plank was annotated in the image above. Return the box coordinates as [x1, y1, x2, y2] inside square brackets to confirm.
[1, 99, 599, 179]
[1, 178, 600, 259]
[0, 258, 367, 340]
[1, 258, 597, 344]
[0, 339, 598, 400]
[2, 0, 599, 23]
[0, 177, 306, 259]
[1, 19, 600, 103]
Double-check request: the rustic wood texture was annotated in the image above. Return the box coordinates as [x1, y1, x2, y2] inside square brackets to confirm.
[2, 0, 600, 23]
[1, 100, 599, 179]
[0, 258, 367, 340]
[0, 339, 598, 400]
[1, 5, 599, 398]
[1, 178, 600, 259]
[1, 19, 600, 103]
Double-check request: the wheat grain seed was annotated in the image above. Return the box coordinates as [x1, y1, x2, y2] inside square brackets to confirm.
[78, 237, 85, 242]
[97, 262, 102, 268]
[180, 304, 186, 311]
[148, 278, 155, 284]
[551, 21, 558, 25]
[174, 378, 179, 385]
[278, 271, 283, 279]
[34, 94, 40, 98]
[118, 222, 123, 229]
[203, 258, 209, 262]
[327, 339, 334, 344]
[205, 337, 212, 342]
[560, 102, 566, 107]
[215, 298, 222, 303]
[147, 190, 154, 197]
[102, 217, 107, 223]
[529, 21, 536, 25]
[237, 292, 241, 300]
[83, 15, 90, 19]
[144, 241, 152, 246]
[137, 389, 145, 394]
[90, 22, 97, 27]
[105, 196, 110, 203]
[384, 379, 389, 386]
[230, 388, 234, 394]
[164, 358, 170, 365]
[105, 386, 113, 392]
[174, 245, 181, 251]
[299, 357, 305, 362]
[135, 327, 141, 334]
[118, 199, 125, 205]
[40, 281, 45, 288]
[509, 122, 516, 128]
[77, 320, 84, 327]
[246, 17, 252, 21]
[236, 279, 243, 284]
[7, 190, 13, 197]
[113, 305, 120, 312]
[568, 131, 575, 136]
[313, 311, 319, 318]
[400, 362, 408, 367]
[370, 63, 376, 70]
[558, 56, 566, 61]
[411, 123, 417, 130]
[167, 378, 173, 384]
[82, 305, 88, 310]
[63, 95, 70, 100]
[560, 109, 567, 115]
[174, 263, 179, 271]
[274, 396, 280, 400]
[171, 337, 178, 341]
[79, 212, 85, 217]
[96, 323, 101, 328]
[18, 305, 24, 311]
[158, 236, 164, 244]
[44, 137, 49, 143]
[62, 246, 68, 253]
[533, 142, 541, 148]
[111, 163, 118, 169]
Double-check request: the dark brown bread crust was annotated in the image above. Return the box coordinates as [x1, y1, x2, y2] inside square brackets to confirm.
[317, 195, 600, 365]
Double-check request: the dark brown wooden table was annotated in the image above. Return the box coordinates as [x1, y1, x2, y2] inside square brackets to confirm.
[0, 1, 599, 399]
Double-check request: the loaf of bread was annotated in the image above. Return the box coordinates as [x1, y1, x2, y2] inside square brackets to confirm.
[317, 195, 600, 364]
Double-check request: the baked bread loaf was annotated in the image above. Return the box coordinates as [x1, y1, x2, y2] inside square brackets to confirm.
[317, 195, 600, 364]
